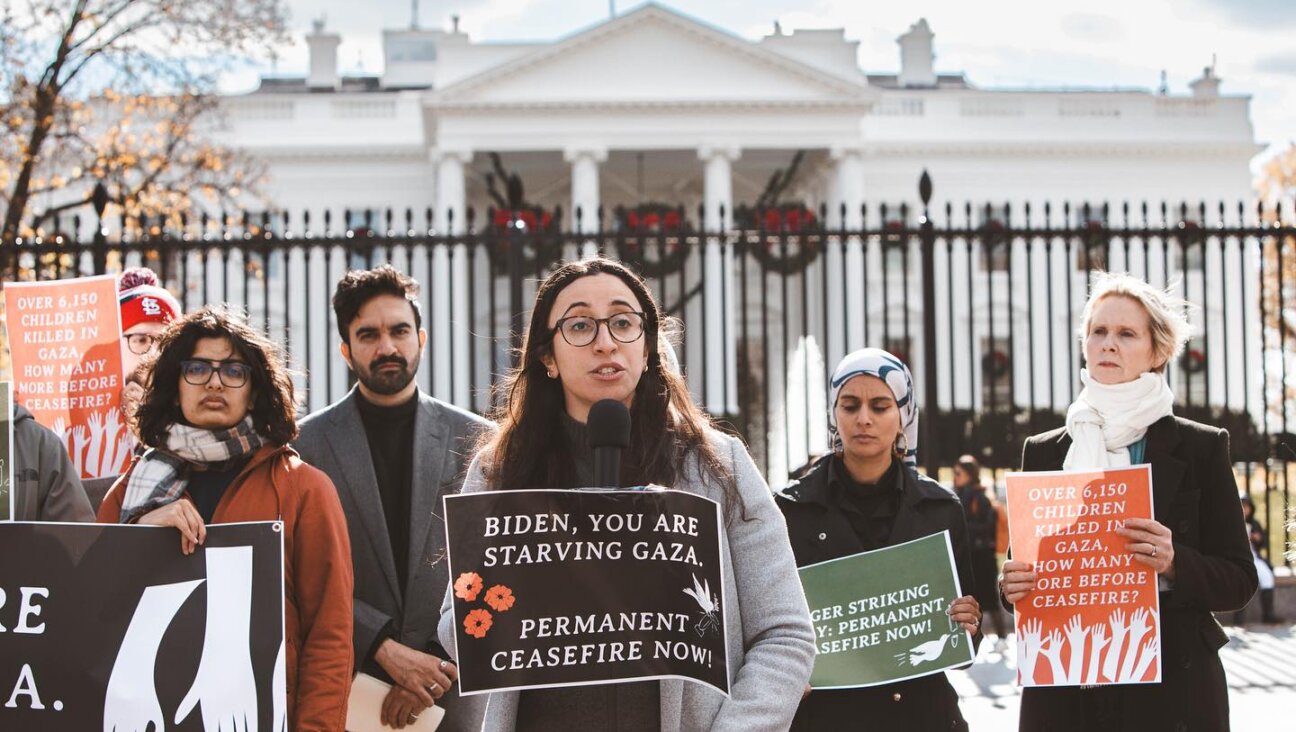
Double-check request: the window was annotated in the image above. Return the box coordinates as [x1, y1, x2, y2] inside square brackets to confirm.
[981, 337, 1012, 411]
[1075, 204, 1109, 272]
[977, 204, 1010, 272]
[883, 337, 912, 369]
[1177, 341, 1207, 406]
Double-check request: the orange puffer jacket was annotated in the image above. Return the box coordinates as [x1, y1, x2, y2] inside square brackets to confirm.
[99, 444, 354, 731]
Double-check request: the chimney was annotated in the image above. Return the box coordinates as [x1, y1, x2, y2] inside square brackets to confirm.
[306, 18, 341, 90]
[1189, 64, 1220, 99]
[897, 19, 936, 88]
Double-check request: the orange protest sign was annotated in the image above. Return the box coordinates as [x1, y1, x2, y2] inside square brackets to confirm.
[3, 275, 129, 480]
[1005, 466, 1160, 687]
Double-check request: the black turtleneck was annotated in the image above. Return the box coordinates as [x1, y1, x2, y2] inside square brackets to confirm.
[830, 456, 902, 551]
[355, 389, 418, 592]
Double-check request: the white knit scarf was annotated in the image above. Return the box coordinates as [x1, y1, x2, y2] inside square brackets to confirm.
[1063, 369, 1174, 470]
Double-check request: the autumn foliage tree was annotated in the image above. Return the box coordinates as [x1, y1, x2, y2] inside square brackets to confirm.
[1253, 143, 1296, 432]
[0, 0, 288, 241]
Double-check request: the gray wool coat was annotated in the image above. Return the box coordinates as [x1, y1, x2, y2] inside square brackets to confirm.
[295, 386, 494, 732]
[438, 430, 817, 732]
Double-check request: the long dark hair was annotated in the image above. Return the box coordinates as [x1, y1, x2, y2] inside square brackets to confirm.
[479, 258, 740, 515]
[135, 306, 299, 447]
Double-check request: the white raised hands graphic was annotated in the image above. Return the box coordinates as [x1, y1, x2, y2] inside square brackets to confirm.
[98, 408, 126, 476]
[895, 633, 952, 666]
[50, 416, 67, 443]
[84, 411, 105, 479]
[103, 579, 204, 732]
[1039, 629, 1069, 684]
[71, 424, 89, 476]
[1102, 609, 1130, 682]
[109, 433, 134, 476]
[1063, 615, 1088, 684]
[1130, 637, 1160, 682]
[1017, 617, 1044, 684]
[1085, 622, 1110, 684]
[272, 639, 287, 732]
[1119, 608, 1153, 682]
[175, 546, 259, 732]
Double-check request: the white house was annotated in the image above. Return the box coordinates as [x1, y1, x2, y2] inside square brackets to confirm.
[209, 4, 1263, 480]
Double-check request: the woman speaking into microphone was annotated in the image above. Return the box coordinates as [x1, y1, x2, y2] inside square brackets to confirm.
[438, 257, 814, 732]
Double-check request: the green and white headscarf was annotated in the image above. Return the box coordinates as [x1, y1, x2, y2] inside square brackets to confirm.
[828, 348, 919, 467]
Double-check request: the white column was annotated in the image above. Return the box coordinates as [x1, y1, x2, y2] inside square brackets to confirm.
[565, 147, 607, 259]
[698, 145, 741, 416]
[833, 146, 866, 354]
[431, 149, 471, 405]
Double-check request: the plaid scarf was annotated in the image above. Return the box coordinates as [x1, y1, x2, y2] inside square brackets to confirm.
[118, 417, 264, 523]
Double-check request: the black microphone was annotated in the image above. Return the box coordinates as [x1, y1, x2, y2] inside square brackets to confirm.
[588, 399, 631, 489]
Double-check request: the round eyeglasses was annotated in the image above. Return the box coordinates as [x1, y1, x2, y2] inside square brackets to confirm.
[122, 333, 160, 355]
[180, 359, 252, 388]
[552, 312, 646, 347]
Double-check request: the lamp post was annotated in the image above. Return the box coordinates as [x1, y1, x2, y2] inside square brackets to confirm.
[91, 181, 109, 275]
[918, 170, 939, 475]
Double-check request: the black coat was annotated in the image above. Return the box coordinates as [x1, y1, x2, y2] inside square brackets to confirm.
[776, 456, 980, 732]
[1016, 416, 1257, 732]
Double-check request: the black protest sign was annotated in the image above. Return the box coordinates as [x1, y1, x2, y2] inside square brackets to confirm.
[0, 521, 285, 730]
[444, 489, 729, 696]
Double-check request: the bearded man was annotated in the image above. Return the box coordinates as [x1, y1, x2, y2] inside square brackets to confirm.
[295, 265, 492, 731]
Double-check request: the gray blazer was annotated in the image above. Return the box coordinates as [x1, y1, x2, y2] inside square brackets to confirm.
[295, 387, 493, 731]
[437, 430, 816, 732]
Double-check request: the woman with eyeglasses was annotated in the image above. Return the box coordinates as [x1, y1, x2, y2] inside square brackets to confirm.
[437, 257, 815, 732]
[97, 306, 354, 731]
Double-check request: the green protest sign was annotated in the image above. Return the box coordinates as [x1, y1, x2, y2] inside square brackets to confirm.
[801, 531, 973, 688]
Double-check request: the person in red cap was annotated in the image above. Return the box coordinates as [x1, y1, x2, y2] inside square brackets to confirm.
[79, 268, 184, 510]
[118, 267, 182, 403]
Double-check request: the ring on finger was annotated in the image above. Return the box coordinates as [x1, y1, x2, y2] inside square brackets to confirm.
[1151, 546, 1157, 558]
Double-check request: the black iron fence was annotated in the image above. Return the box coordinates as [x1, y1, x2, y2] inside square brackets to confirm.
[3, 183, 1295, 564]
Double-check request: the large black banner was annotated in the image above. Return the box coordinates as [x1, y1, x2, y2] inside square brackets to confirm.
[444, 489, 729, 696]
[0, 521, 285, 730]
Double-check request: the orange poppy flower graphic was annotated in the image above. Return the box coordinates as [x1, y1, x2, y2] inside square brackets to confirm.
[464, 608, 493, 639]
[485, 584, 516, 612]
[454, 572, 484, 602]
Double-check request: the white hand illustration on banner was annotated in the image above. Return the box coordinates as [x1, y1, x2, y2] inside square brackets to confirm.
[1118, 607, 1153, 682]
[682, 574, 720, 637]
[1039, 629, 1069, 684]
[85, 412, 105, 477]
[103, 579, 205, 732]
[1130, 637, 1159, 682]
[1085, 623, 1110, 684]
[110, 433, 134, 475]
[1063, 615, 1088, 684]
[1017, 617, 1043, 684]
[99, 409, 128, 475]
[71, 425, 89, 476]
[1102, 608, 1129, 682]
[272, 639, 287, 732]
[176, 546, 259, 731]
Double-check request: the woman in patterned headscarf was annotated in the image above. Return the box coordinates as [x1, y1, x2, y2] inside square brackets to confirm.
[777, 347, 981, 731]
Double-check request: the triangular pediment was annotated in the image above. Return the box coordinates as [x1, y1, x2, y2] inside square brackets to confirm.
[432, 4, 873, 108]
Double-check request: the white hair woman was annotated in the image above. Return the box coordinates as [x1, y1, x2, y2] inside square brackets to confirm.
[1001, 273, 1257, 731]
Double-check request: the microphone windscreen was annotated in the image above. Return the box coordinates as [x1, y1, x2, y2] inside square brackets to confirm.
[587, 399, 631, 450]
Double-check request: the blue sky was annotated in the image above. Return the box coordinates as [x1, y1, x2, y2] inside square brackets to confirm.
[227, 0, 1295, 166]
